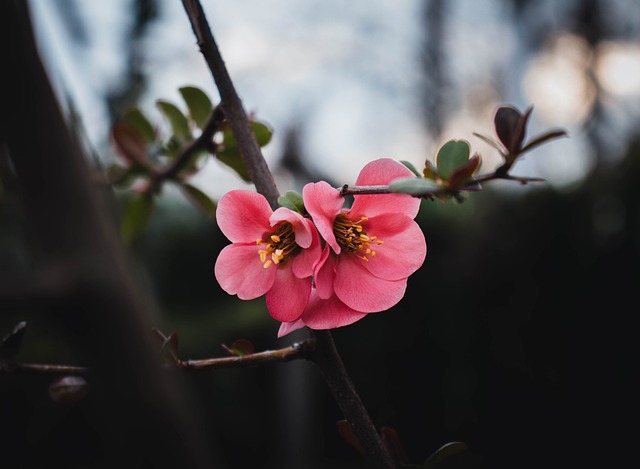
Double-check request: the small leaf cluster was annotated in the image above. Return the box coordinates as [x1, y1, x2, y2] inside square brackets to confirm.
[107, 85, 273, 244]
[390, 105, 567, 201]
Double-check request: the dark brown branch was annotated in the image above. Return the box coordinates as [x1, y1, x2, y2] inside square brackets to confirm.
[178, 2, 397, 467]
[0, 2, 220, 466]
[309, 330, 396, 469]
[4, 363, 89, 374]
[180, 0, 280, 209]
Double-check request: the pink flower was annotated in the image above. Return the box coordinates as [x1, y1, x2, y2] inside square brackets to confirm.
[278, 158, 427, 337]
[214, 190, 321, 322]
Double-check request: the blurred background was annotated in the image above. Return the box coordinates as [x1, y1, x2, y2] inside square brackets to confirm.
[2, 0, 640, 468]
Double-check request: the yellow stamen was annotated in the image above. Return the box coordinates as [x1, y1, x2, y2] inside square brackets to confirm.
[257, 222, 299, 268]
[333, 214, 383, 262]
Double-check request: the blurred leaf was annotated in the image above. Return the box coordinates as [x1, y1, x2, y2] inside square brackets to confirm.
[277, 190, 305, 214]
[400, 160, 422, 178]
[230, 339, 254, 356]
[472, 132, 505, 154]
[448, 153, 482, 190]
[164, 135, 183, 158]
[511, 106, 533, 154]
[120, 193, 155, 245]
[381, 426, 409, 465]
[0, 321, 27, 371]
[180, 183, 217, 218]
[217, 130, 251, 181]
[124, 107, 156, 143]
[179, 150, 210, 178]
[49, 376, 90, 404]
[106, 163, 148, 188]
[423, 160, 438, 180]
[179, 86, 213, 129]
[156, 100, 191, 140]
[111, 121, 148, 165]
[520, 129, 568, 155]
[389, 177, 440, 196]
[216, 121, 272, 182]
[494, 106, 521, 154]
[422, 442, 469, 469]
[251, 121, 273, 147]
[336, 420, 365, 457]
[436, 140, 470, 181]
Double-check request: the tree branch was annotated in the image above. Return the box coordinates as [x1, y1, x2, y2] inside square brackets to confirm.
[178, 2, 397, 467]
[180, 0, 280, 209]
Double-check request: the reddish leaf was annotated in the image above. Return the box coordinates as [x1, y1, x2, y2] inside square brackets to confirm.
[49, 376, 90, 404]
[111, 122, 148, 165]
[336, 419, 365, 457]
[381, 426, 409, 465]
[448, 153, 482, 191]
[494, 106, 521, 154]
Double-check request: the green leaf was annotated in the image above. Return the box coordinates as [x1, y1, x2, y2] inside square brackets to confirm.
[423, 160, 438, 180]
[389, 177, 440, 196]
[217, 130, 249, 181]
[400, 160, 422, 177]
[179, 86, 213, 129]
[251, 120, 273, 147]
[436, 140, 470, 180]
[124, 107, 156, 143]
[216, 121, 272, 182]
[180, 183, 217, 218]
[120, 193, 155, 245]
[156, 100, 191, 140]
[277, 190, 305, 213]
[106, 163, 148, 188]
[422, 442, 469, 469]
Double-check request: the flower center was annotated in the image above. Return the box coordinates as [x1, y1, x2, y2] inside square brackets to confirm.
[256, 222, 299, 268]
[333, 214, 383, 262]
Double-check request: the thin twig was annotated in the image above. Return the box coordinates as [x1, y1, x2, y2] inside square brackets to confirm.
[155, 105, 224, 183]
[2, 340, 313, 375]
[178, 340, 312, 370]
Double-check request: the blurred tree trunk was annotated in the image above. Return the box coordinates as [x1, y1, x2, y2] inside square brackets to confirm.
[0, 1, 221, 467]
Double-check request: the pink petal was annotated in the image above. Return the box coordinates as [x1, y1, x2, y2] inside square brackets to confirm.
[300, 292, 367, 330]
[302, 181, 344, 254]
[217, 190, 273, 243]
[358, 213, 426, 280]
[313, 247, 336, 300]
[277, 318, 307, 338]
[214, 243, 277, 299]
[350, 158, 421, 219]
[265, 264, 311, 322]
[334, 256, 408, 312]
[270, 208, 314, 248]
[291, 226, 322, 278]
